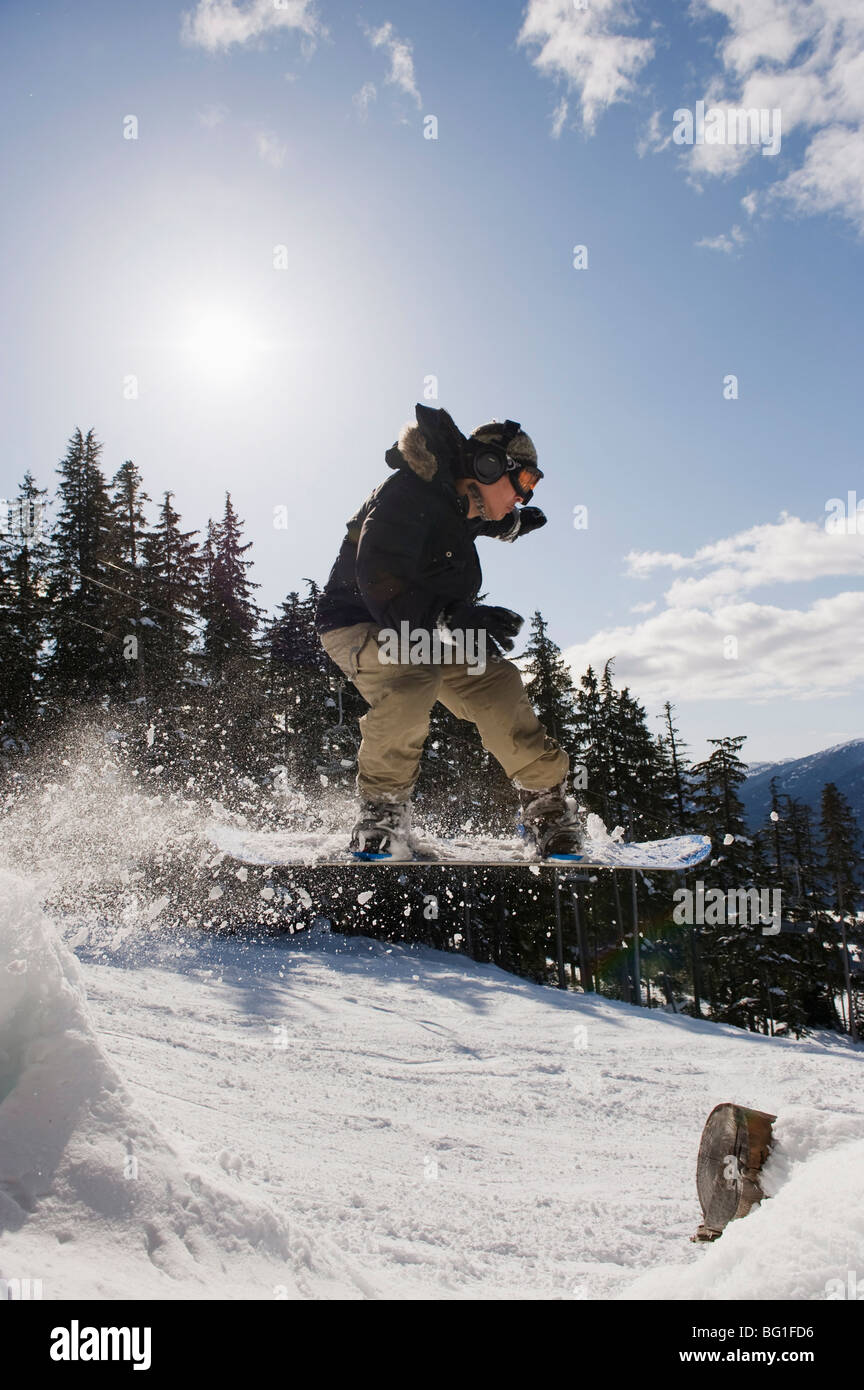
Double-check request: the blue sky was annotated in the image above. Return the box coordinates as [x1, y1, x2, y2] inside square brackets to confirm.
[1, 0, 862, 762]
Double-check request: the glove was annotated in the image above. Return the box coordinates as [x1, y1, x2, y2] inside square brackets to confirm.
[442, 603, 524, 653]
[487, 506, 547, 543]
[515, 506, 546, 537]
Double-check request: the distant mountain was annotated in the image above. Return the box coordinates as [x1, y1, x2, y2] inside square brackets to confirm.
[740, 740, 864, 830]
[744, 758, 794, 779]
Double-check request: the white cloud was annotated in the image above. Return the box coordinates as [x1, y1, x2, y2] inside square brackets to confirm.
[518, 0, 655, 134]
[637, 109, 670, 156]
[567, 514, 864, 701]
[551, 96, 569, 139]
[197, 103, 229, 127]
[770, 123, 864, 229]
[353, 82, 377, 120]
[696, 223, 747, 252]
[630, 600, 656, 613]
[520, 0, 864, 235]
[365, 21, 422, 109]
[685, 0, 864, 234]
[626, 514, 864, 607]
[182, 0, 321, 54]
[625, 548, 694, 577]
[256, 130, 287, 167]
[563, 591, 864, 701]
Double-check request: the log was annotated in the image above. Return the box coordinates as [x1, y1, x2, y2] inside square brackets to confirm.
[691, 1102, 776, 1242]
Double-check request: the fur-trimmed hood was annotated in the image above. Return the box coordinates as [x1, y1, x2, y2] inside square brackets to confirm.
[384, 421, 440, 481]
[384, 404, 467, 484]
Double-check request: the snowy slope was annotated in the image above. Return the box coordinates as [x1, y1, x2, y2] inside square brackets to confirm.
[2, 872, 863, 1300]
[1, 755, 863, 1301]
[0, 871, 369, 1300]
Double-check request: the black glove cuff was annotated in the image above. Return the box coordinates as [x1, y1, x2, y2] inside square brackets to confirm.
[496, 513, 522, 543]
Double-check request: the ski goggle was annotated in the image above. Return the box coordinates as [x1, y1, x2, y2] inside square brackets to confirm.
[507, 460, 543, 504]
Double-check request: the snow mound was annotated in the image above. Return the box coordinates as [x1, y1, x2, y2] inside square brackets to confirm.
[0, 871, 365, 1299]
[620, 1110, 864, 1300]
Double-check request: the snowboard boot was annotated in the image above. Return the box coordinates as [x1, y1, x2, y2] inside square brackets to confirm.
[350, 798, 413, 859]
[516, 781, 588, 859]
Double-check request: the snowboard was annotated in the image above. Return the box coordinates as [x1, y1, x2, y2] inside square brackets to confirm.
[207, 826, 712, 872]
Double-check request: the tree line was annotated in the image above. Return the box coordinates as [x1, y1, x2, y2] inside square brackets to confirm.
[1, 427, 861, 1037]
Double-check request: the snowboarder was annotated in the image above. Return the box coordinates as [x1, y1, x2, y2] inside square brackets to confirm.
[315, 404, 585, 859]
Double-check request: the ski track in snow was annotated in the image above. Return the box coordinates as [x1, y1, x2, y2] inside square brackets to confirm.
[2, 868, 863, 1300]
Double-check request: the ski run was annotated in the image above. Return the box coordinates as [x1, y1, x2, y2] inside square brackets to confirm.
[1, 853, 862, 1300]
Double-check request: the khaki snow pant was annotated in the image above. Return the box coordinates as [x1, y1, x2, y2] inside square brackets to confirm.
[320, 621, 569, 802]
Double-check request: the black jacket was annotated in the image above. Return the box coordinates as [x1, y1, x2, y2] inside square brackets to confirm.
[315, 407, 525, 636]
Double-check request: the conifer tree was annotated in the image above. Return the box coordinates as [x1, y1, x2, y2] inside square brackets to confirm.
[789, 800, 820, 914]
[46, 427, 123, 705]
[752, 789, 829, 1036]
[198, 495, 264, 784]
[598, 661, 626, 823]
[201, 494, 262, 681]
[819, 782, 862, 1038]
[105, 460, 152, 697]
[765, 778, 785, 878]
[819, 782, 861, 915]
[691, 736, 752, 883]
[660, 702, 690, 830]
[775, 795, 821, 916]
[522, 611, 577, 750]
[689, 736, 761, 1027]
[0, 473, 51, 739]
[612, 684, 673, 838]
[110, 461, 150, 569]
[265, 583, 336, 791]
[140, 491, 203, 695]
[569, 661, 678, 1003]
[572, 664, 609, 818]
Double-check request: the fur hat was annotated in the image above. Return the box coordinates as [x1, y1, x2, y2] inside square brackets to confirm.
[469, 420, 538, 468]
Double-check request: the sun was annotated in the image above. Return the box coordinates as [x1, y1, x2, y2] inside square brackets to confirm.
[178, 306, 266, 379]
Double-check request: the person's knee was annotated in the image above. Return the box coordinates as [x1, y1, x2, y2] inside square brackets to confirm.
[498, 660, 527, 701]
[360, 677, 436, 739]
[452, 656, 525, 713]
[357, 664, 438, 710]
